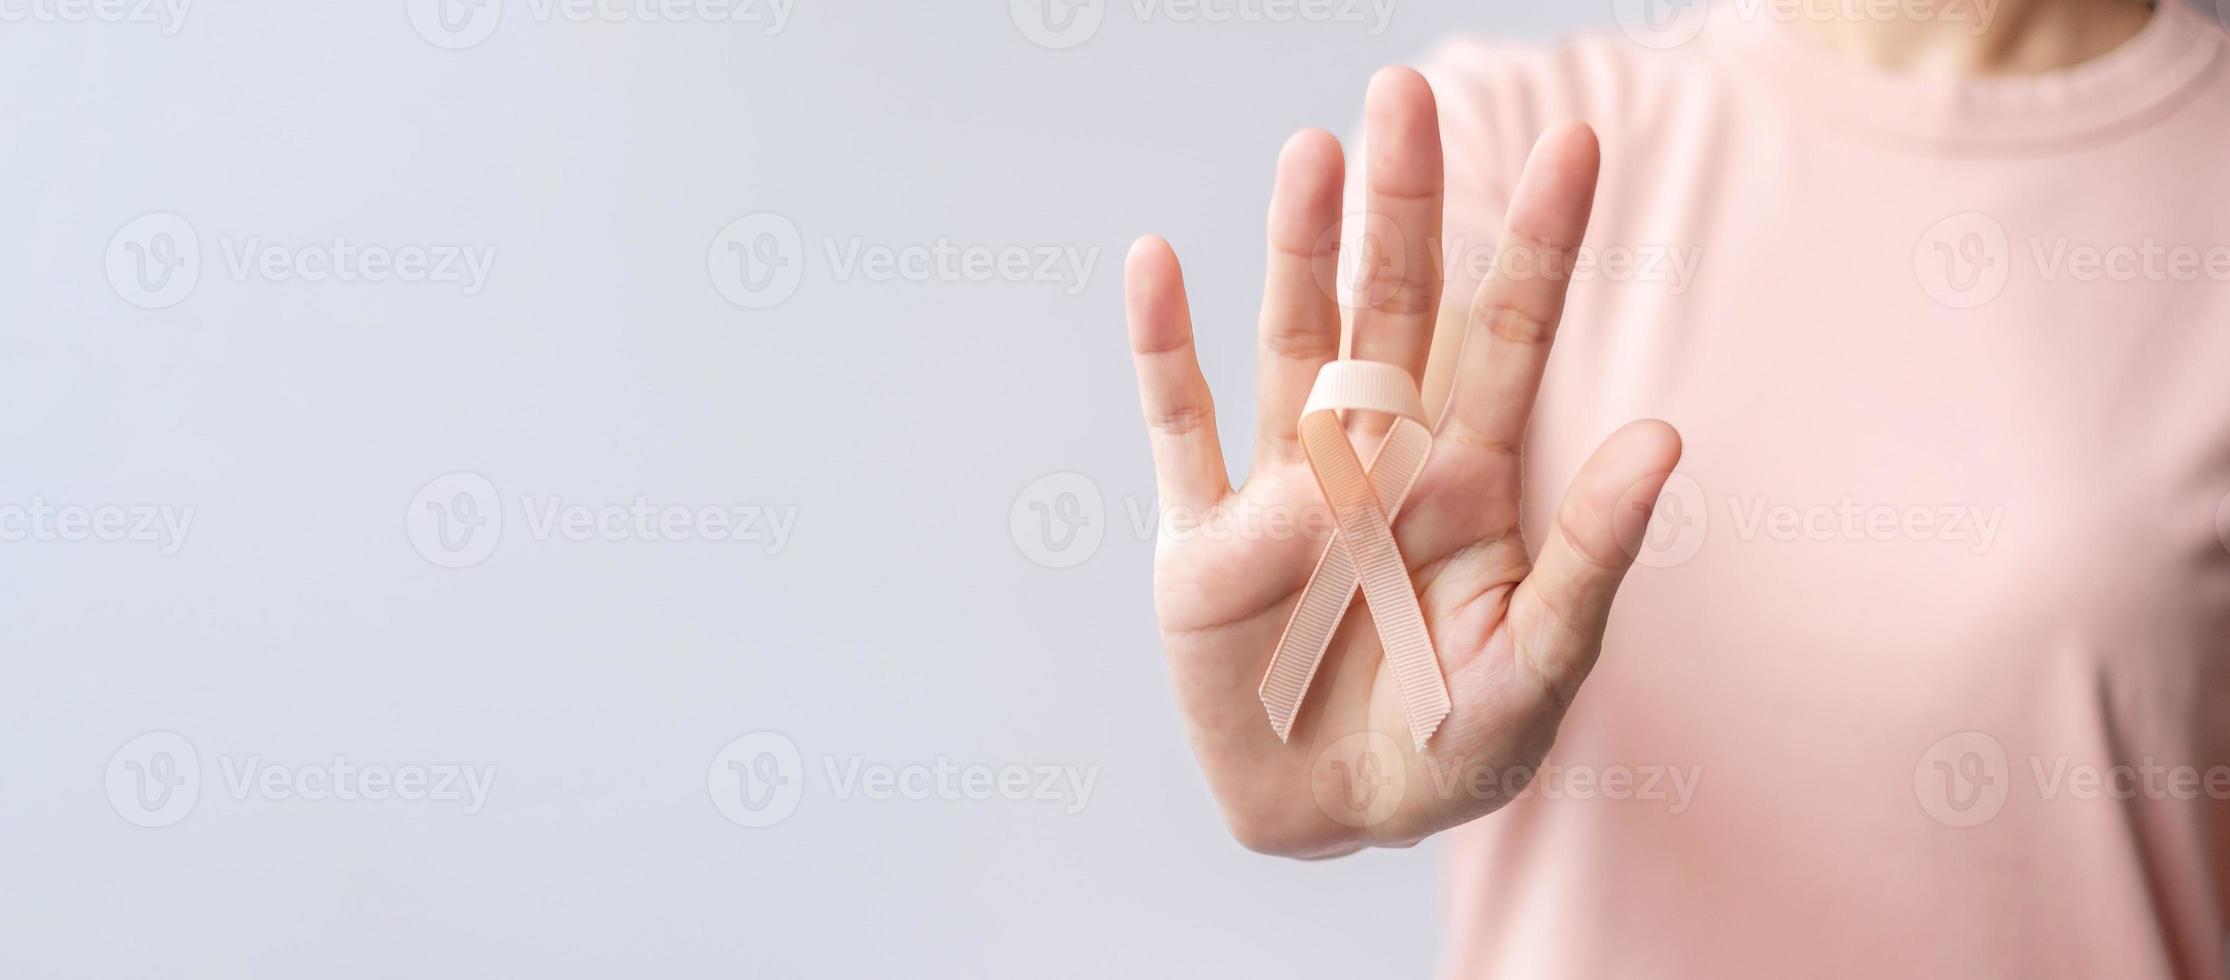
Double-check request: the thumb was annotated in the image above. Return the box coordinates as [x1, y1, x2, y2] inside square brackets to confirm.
[1510, 419, 1682, 704]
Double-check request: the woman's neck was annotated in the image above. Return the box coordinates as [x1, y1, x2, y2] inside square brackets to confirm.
[1789, 0, 2156, 75]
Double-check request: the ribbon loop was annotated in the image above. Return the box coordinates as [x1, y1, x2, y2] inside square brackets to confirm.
[1259, 360, 1452, 751]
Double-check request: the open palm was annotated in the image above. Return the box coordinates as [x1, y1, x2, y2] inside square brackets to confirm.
[1125, 69, 1681, 858]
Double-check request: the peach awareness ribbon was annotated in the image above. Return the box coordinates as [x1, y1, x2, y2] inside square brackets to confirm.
[1259, 360, 1452, 751]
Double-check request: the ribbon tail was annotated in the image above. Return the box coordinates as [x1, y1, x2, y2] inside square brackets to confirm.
[1259, 360, 1451, 750]
[1260, 536, 1359, 743]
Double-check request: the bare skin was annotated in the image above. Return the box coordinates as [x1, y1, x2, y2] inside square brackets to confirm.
[1124, 0, 2159, 862]
[1793, 0, 2153, 74]
[1123, 69, 1681, 858]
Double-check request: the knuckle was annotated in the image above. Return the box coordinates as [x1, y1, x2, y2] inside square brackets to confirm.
[1148, 403, 1214, 438]
[1440, 418, 1523, 462]
[1260, 329, 1339, 362]
[1369, 275, 1442, 317]
[1475, 301, 1557, 345]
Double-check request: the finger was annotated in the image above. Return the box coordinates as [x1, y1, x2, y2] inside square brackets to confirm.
[1510, 419, 1681, 703]
[1438, 122, 1600, 470]
[1347, 67, 1444, 385]
[1254, 129, 1347, 468]
[1125, 236, 1230, 509]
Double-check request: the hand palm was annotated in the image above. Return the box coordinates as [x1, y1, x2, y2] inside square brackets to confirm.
[1126, 69, 1681, 857]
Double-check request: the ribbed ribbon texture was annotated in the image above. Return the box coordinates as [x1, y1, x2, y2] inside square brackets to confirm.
[1258, 361, 1452, 750]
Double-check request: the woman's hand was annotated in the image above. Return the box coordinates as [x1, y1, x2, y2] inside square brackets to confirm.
[1124, 68, 1682, 858]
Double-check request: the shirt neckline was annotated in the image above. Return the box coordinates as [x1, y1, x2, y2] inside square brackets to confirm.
[1709, 0, 2224, 155]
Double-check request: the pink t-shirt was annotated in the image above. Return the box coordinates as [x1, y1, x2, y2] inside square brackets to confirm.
[1405, 3, 2230, 976]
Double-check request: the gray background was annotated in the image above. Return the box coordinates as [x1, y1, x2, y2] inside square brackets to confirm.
[0, 1, 1602, 976]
